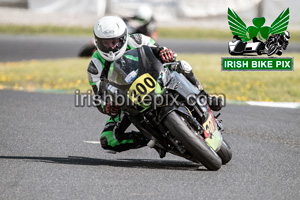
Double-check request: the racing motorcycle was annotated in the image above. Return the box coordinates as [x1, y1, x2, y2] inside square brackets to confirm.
[266, 36, 282, 56]
[265, 31, 290, 56]
[106, 45, 232, 170]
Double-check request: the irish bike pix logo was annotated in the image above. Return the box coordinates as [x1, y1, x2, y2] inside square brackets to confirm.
[222, 8, 293, 71]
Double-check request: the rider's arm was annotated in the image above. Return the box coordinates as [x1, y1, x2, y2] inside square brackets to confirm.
[87, 58, 105, 112]
[127, 33, 157, 48]
[129, 34, 199, 88]
[174, 60, 203, 90]
[127, 33, 165, 55]
[127, 33, 175, 63]
[87, 55, 120, 116]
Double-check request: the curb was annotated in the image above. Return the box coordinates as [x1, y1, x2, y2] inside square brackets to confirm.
[246, 101, 300, 109]
[227, 100, 300, 109]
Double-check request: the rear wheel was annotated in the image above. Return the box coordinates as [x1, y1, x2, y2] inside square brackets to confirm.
[164, 111, 222, 171]
[217, 139, 232, 164]
[78, 43, 96, 57]
[256, 43, 263, 55]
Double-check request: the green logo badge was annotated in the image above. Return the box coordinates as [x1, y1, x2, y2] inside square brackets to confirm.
[222, 8, 293, 71]
[228, 8, 289, 42]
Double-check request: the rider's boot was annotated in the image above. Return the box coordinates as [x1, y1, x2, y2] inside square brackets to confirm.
[199, 90, 223, 111]
[123, 131, 149, 148]
[154, 146, 166, 158]
[100, 130, 149, 153]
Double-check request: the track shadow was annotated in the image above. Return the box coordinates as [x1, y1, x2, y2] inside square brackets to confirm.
[0, 156, 206, 171]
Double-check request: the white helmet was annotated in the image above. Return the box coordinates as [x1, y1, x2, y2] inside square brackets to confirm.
[94, 16, 128, 62]
[284, 31, 290, 40]
[135, 5, 153, 24]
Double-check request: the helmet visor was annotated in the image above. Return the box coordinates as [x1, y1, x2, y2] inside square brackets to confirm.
[95, 32, 127, 53]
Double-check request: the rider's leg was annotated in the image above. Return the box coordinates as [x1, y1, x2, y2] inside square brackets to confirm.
[178, 60, 223, 111]
[100, 113, 149, 153]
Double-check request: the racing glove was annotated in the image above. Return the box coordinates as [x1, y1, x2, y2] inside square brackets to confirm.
[103, 101, 120, 117]
[159, 48, 176, 63]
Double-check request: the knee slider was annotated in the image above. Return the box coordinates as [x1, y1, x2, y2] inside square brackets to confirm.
[100, 136, 110, 149]
[179, 60, 192, 74]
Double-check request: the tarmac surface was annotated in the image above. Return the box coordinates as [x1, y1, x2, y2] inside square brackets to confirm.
[1, 90, 300, 200]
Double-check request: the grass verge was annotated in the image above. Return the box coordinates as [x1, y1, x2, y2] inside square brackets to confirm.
[1, 54, 299, 102]
[178, 53, 300, 102]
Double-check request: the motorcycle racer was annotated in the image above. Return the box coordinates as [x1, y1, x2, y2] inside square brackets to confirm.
[265, 31, 290, 56]
[87, 16, 221, 156]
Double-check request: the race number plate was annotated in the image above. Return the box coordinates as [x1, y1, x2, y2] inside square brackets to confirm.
[127, 73, 156, 104]
[203, 111, 222, 151]
[203, 112, 216, 135]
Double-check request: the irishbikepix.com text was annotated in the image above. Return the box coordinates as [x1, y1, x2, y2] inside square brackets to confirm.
[74, 89, 226, 109]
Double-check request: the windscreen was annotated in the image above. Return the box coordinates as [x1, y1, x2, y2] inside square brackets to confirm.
[108, 49, 139, 86]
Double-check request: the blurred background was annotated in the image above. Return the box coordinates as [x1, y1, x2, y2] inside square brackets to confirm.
[1, 0, 300, 29]
[0, 0, 299, 102]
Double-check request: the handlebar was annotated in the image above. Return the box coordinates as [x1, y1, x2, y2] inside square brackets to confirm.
[162, 62, 179, 68]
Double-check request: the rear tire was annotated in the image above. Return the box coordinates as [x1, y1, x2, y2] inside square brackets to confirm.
[257, 43, 263, 55]
[217, 139, 232, 164]
[164, 111, 222, 171]
[78, 44, 96, 57]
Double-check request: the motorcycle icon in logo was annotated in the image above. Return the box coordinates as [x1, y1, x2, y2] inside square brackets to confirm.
[227, 8, 290, 56]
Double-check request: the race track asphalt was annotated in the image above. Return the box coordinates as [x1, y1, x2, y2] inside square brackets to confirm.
[1, 90, 299, 200]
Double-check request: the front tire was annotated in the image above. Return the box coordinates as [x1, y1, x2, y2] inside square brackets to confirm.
[164, 111, 222, 171]
[217, 139, 232, 164]
[267, 44, 277, 56]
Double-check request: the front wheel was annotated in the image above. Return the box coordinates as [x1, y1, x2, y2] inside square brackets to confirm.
[267, 44, 278, 56]
[217, 139, 232, 164]
[164, 111, 222, 171]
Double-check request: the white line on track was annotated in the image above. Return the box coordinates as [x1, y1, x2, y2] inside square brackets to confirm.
[83, 141, 100, 144]
[246, 101, 300, 109]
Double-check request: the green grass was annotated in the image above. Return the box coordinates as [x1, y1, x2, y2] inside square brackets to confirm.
[0, 59, 91, 92]
[177, 53, 300, 102]
[1, 54, 299, 102]
[1, 24, 300, 42]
